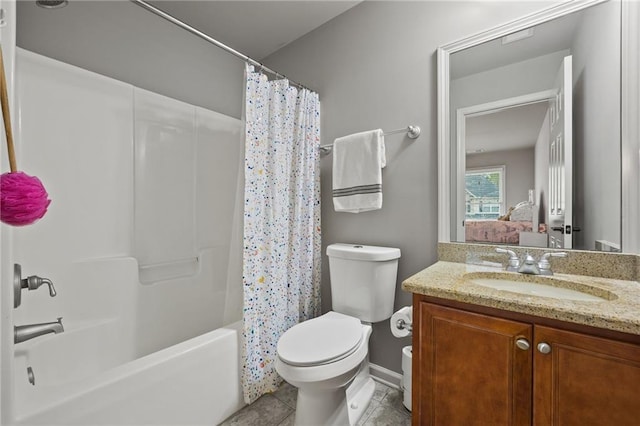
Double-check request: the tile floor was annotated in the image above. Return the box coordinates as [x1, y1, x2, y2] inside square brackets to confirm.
[220, 380, 411, 426]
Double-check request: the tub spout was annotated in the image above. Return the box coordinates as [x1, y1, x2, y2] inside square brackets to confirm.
[15, 317, 64, 344]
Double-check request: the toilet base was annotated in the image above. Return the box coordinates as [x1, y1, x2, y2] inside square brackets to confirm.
[293, 360, 375, 426]
[294, 385, 350, 426]
[346, 366, 375, 425]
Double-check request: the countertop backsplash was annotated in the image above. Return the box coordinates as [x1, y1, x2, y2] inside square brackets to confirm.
[438, 242, 639, 281]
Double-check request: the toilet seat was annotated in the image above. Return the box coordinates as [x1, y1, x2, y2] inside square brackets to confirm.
[277, 311, 363, 367]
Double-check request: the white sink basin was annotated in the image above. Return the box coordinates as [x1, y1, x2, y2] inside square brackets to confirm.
[463, 272, 615, 302]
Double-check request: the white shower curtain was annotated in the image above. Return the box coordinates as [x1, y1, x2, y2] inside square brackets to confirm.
[241, 65, 321, 404]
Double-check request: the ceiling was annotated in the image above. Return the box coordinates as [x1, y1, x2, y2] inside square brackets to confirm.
[455, 7, 585, 155]
[466, 102, 549, 154]
[147, 1, 362, 60]
[451, 9, 581, 80]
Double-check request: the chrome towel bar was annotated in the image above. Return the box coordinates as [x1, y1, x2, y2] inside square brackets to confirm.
[320, 125, 420, 156]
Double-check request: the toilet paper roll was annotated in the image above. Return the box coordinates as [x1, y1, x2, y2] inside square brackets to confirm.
[390, 306, 413, 338]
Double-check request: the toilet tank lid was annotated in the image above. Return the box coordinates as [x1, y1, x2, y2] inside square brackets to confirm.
[326, 243, 401, 261]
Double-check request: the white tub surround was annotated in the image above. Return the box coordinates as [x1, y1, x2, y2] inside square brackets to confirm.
[12, 49, 244, 425]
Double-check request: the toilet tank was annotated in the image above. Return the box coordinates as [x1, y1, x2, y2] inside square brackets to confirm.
[326, 243, 401, 323]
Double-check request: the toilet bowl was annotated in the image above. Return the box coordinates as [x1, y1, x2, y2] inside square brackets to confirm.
[275, 244, 401, 426]
[276, 312, 374, 425]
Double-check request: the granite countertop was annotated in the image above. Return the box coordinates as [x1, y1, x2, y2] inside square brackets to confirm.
[402, 261, 640, 335]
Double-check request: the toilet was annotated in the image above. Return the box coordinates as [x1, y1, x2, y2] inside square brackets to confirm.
[276, 243, 401, 426]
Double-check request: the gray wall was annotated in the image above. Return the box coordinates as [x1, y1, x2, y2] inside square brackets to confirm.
[466, 147, 536, 211]
[451, 50, 569, 113]
[17, 1, 244, 118]
[534, 111, 551, 224]
[571, 0, 621, 250]
[264, 1, 559, 373]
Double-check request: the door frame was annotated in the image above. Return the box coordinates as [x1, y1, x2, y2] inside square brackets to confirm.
[455, 90, 556, 242]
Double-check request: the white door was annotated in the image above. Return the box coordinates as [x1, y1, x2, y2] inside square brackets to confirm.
[548, 55, 573, 249]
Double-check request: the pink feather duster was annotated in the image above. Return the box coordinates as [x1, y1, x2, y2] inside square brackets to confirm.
[0, 46, 50, 226]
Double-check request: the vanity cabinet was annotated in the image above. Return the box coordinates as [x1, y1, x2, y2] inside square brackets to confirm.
[414, 303, 532, 425]
[533, 325, 640, 425]
[412, 299, 640, 425]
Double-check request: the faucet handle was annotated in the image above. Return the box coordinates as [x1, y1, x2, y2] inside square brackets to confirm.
[22, 275, 57, 297]
[14, 264, 59, 308]
[538, 252, 567, 275]
[495, 247, 520, 272]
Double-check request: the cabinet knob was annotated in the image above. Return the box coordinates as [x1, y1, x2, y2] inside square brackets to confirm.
[537, 342, 551, 354]
[515, 338, 530, 350]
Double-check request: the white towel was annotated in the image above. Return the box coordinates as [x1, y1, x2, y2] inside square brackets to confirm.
[332, 129, 386, 213]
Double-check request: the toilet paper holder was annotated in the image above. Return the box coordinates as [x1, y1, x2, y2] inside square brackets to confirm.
[391, 306, 413, 338]
[395, 318, 412, 333]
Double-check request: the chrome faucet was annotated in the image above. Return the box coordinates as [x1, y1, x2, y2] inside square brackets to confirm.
[15, 317, 64, 344]
[495, 248, 568, 276]
[518, 253, 540, 275]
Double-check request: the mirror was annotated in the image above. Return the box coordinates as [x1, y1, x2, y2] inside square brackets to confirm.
[438, 0, 625, 252]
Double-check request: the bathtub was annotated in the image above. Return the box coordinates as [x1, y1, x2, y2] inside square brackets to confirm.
[13, 320, 245, 425]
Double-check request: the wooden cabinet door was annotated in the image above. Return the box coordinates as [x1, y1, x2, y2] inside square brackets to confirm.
[534, 325, 640, 425]
[414, 303, 533, 425]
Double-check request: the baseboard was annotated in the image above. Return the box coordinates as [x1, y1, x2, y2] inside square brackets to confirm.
[369, 362, 402, 390]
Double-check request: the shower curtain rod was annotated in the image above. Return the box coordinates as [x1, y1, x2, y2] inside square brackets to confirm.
[129, 0, 313, 92]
